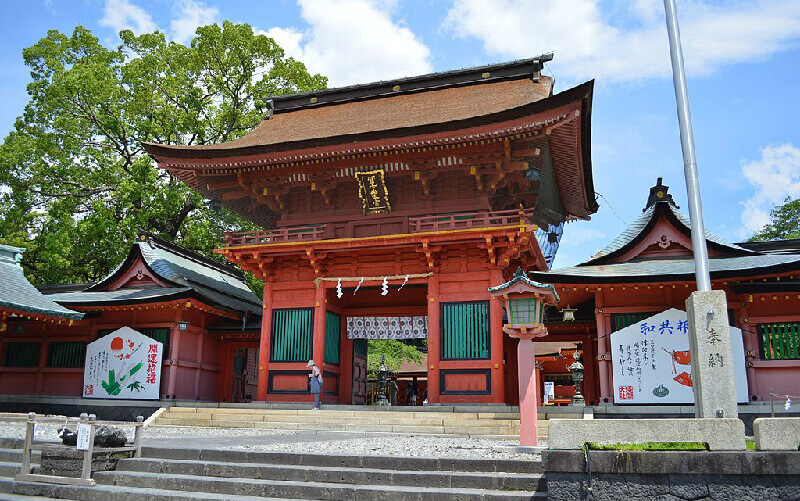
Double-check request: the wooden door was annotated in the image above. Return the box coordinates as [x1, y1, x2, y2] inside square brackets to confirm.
[351, 339, 367, 404]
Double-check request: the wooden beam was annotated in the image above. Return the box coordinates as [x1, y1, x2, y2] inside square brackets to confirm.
[206, 180, 242, 191]
[221, 190, 250, 201]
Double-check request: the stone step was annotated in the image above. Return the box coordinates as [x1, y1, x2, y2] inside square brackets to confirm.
[164, 413, 523, 427]
[168, 408, 516, 420]
[141, 447, 544, 474]
[92, 470, 542, 501]
[0, 461, 40, 477]
[0, 448, 40, 463]
[152, 419, 525, 436]
[155, 415, 525, 429]
[13, 481, 308, 501]
[116, 457, 545, 491]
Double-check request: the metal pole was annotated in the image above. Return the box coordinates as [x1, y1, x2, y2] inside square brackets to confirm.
[770, 388, 775, 417]
[663, 0, 712, 292]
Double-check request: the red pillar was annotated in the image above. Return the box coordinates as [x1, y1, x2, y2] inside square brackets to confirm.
[166, 309, 182, 399]
[312, 285, 326, 398]
[517, 337, 539, 446]
[256, 281, 274, 401]
[489, 268, 506, 404]
[595, 291, 612, 404]
[339, 313, 353, 404]
[427, 274, 440, 403]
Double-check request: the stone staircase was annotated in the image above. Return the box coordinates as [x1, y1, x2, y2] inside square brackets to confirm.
[13, 446, 546, 500]
[153, 406, 550, 439]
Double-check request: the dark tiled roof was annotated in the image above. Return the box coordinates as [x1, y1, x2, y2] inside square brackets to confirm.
[86, 236, 262, 316]
[0, 245, 83, 321]
[46, 287, 193, 305]
[737, 238, 800, 254]
[583, 201, 753, 265]
[530, 254, 800, 283]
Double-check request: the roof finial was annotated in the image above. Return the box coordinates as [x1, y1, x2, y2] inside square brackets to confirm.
[644, 178, 679, 212]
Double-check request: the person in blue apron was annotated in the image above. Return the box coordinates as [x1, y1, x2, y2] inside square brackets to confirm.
[307, 360, 323, 410]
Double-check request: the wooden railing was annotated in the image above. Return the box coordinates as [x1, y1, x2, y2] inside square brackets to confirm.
[224, 208, 534, 247]
[408, 208, 534, 233]
[225, 224, 326, 247]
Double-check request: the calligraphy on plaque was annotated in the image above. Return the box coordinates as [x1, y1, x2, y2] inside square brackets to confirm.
[355, 169, 391, 215]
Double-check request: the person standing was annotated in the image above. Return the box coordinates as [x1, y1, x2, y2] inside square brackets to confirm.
[307, 360, 323, 410]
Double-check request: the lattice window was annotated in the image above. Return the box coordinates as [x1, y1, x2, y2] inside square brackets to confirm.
[271, 308, 314, 362]
[441, 301, 490, 360]
[324, 311, 341, 365]
[758, 322, 800, 360]
[4, 342, 41, 367]
[46, 341, 87, 368]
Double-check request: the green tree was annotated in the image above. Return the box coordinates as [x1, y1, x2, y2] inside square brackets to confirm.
[750, 197, 800, 241]
[367, 339, 425, 375]
[0, 22, 326, 287]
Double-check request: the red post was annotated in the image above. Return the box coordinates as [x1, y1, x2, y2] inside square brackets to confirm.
[312, 284, 326, 400]
[426, 274, 440, 403]
[489, 268, 506, 403]
[595, 290, 611, 403]
[256, 281, 274, 401]
[338, 313, 352, 404]
[517, 337, 539, 446]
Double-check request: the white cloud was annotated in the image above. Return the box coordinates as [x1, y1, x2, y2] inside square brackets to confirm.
[444, 0, 800, 83]
[98, 0, 157, 36]
[261, 27, 306, 61]
[263, 0, 432, 86]
[740, 143, 800, 236]
[171, 0, 219, 45]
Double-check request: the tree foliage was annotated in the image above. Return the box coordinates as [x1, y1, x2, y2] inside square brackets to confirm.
[0, 22, 326, 287]
[367, 339, 425, 375]
[749, 197, 800, 241]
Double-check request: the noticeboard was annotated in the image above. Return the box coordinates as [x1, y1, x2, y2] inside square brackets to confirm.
[610, 308, 748, 404]
[83, 326, 163, 400]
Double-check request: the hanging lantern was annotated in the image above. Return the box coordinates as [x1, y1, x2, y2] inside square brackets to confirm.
[489, 267, 560, 339]
[560, 305, 577, 322]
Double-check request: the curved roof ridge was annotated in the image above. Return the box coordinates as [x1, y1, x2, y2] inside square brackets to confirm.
[581, 201, 754, 266]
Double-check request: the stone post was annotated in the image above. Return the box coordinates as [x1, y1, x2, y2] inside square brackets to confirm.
[686, 290, 738, 418]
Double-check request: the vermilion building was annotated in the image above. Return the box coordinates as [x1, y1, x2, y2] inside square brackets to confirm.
[144, 56, 598, 406]
[0, 235, 262, 403]
[529, 179, 800, 407]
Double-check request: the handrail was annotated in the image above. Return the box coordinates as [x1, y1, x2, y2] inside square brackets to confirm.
[15, 412, 145, 487]
[409, 208, 534, 233]
[223, 208, 535, 247]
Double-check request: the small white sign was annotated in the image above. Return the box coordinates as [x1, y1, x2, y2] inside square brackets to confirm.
[76, 424, 91, 451]
[544, 381, 555, 404]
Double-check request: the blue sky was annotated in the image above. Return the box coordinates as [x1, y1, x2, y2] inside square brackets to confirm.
[2, 0, 799, 267]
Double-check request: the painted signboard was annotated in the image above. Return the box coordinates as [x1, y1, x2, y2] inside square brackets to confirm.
[83, 326, 163, 400]
[543, 381, 555, 405]
[610, 309, 748, 404]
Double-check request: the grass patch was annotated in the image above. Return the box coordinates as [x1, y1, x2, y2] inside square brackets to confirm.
[587, 441, 708, 451]
[746, 439, 756, 451]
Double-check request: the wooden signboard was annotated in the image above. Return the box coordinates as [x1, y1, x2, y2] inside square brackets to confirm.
[355, 169, 391, 215]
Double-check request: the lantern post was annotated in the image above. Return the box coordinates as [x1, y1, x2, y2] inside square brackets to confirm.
[489, 268, 560, 446]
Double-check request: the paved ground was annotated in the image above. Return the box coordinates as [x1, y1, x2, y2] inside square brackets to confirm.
[0, 419, 541, 461]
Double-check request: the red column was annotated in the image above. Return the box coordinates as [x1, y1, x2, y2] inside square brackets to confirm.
[427, 274, 440, 403]
[256, 281, 274, 401]
[595, 291, 612, 404]
[489, 268, 506, 403]
[166, 309, 182, 399]
[517, 337, 539, 446]
[312, 285, 326, 399]
[339, 313, 353, 404]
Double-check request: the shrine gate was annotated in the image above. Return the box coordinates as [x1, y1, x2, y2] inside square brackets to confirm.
[144, 56, 597, 405]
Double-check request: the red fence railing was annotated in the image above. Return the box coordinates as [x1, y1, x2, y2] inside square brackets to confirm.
[224, 224, 326, 247]
[408, 208, 534, 233]
[224, 208, 534, 247]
